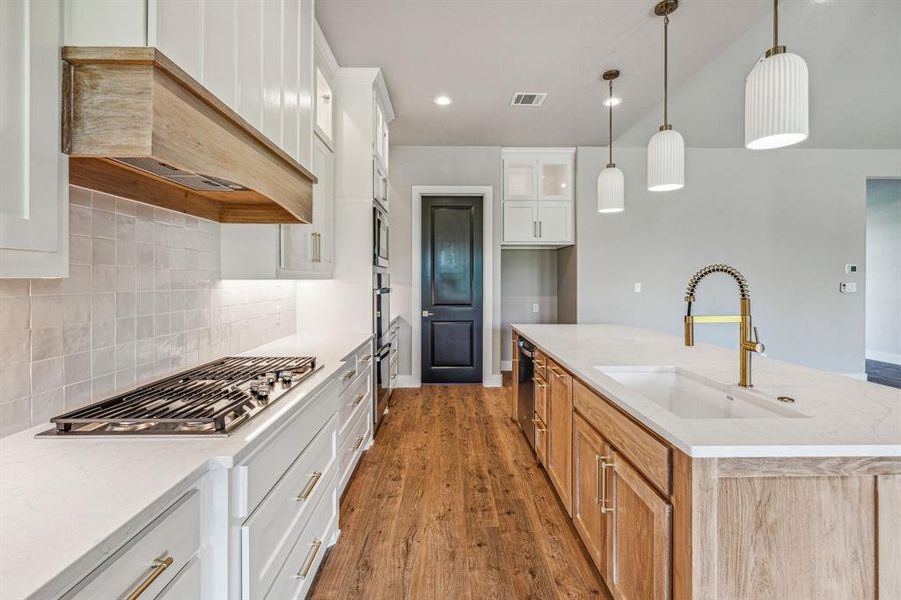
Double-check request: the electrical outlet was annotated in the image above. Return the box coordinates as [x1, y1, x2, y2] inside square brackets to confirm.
[276, 306, 282, 323]
[839, 282, 857, 293]
[634, 283, 642, 293]
[532, 303, 539, 313]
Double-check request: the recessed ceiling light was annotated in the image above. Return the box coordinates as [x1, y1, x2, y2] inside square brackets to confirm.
[603, 96, 623, 107]
[434, 95, 452, 106]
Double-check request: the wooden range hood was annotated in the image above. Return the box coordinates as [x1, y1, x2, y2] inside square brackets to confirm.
[62, 47, 316, 223]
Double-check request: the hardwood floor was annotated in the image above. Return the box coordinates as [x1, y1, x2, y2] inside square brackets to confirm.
[309, 384, 609, 599]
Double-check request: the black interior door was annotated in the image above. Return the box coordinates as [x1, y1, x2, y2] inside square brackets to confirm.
[421, 196, 483, 383]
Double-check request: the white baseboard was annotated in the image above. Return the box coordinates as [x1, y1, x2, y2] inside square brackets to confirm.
[866, 350, 901, 365]
[394, 375, 419, 388]
[500, 360, 512, 372]
[483, 374, 503, 388]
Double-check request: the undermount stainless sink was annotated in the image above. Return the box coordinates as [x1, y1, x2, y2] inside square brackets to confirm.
[595, 366, 807, 419]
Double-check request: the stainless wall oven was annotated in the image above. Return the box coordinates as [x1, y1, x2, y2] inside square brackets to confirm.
[373, 269, 391, 427]
[373, 205, 389, 268]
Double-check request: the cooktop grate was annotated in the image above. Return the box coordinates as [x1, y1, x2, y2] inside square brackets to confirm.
[45, 356, 317, 436]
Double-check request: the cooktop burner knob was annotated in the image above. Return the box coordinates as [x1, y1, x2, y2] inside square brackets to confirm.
[255, 384, 270, 399]
[279, 371, 295, 384]
[264, 372, 277, 385]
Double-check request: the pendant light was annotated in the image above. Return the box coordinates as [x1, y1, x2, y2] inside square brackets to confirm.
[745, 0, 809, 149]
[598, 69, 624, 213]
[647, 0, 685, 192]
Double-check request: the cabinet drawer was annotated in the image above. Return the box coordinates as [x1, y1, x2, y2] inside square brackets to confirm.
[573, 380, 671, 495]
[535, 416, 548, 466]
[534, 373, 548, 423]
[534, 350, 548, 381]
[338, 369, 370, 437]
[241, 415, 337, 600]
[239, 382, 339, 513]
[265, 481, 338, 600]
[63, 491, 200, 600]
[156, 556, 202, 599]
[338, 403, 371, 493]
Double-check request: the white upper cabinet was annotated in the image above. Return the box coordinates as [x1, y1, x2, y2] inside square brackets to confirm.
[504, 156, 539, 200]
[502, 149, 575, 248]
[1, 0, 68, 278]
[63, 0, 315, 167]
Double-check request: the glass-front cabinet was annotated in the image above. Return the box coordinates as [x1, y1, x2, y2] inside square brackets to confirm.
[501, 148, 575, 247]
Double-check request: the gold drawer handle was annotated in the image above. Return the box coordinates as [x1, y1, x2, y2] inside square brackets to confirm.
[296, 471, 322, 502]
[531, 417, 546, 432]
[599, 458, 614, 514]
[549, 366, 565, 378]
[353, 435, 365, 451]
[294, 540, 323, 579]
[360, 355, 372, 364]
[351, 393, 365, 407]
[342, 368, 356, 381]
[126, 556, 174, 600]
[532, 377, 546, 388]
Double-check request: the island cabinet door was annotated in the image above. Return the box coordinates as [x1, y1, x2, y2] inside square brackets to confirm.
[546, 360, 573, 515]
[607, 450, 671, 600]
[573, 413, 611, 579]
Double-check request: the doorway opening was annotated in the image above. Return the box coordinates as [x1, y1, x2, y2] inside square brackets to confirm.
[865, 178, 901, 389]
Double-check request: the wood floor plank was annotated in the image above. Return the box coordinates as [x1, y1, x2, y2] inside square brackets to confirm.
[309, 383, 608, 600]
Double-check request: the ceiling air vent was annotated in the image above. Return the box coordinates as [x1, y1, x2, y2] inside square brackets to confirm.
[510, 92, 547, 107]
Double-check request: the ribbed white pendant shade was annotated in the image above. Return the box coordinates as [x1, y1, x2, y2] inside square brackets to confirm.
[745, 52, 809, 150]
[597, 166, 624, 213]
[647, 128, 684, 192]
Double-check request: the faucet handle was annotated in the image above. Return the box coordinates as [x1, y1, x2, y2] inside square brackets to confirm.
[750, 326, 765, 354]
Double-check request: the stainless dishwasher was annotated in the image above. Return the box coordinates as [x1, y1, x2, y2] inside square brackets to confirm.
[517, 338, 536, 449]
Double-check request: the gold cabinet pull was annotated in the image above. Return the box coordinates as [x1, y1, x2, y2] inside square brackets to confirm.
[126, 556, 174, 600]
[351, 393, 365, 407]
[599, 457, 614, 514]
[353, 435, 365, 451]
[342, 368, 356, 381]
[294, 540, 323, 579]
[360, 354, 372, 364]
[549, 365, 565, 378]
[531, 417, 546, 432]
[296, 471, 322, 501]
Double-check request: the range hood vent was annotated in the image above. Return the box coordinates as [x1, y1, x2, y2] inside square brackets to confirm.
[62, 47, 316, 224]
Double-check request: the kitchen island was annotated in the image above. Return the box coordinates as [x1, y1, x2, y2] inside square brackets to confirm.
[512, 324, 901, 600]
[0, 331, 373, 600]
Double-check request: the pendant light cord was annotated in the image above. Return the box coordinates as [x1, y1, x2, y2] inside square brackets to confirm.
[663, 12, 669, 128]
[773, 0, 779, 49]
[608, 80, 614, 166]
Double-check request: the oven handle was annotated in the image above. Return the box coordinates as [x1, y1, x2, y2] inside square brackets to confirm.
[374, 345, 391, 361]
[375, 287, 391, 295]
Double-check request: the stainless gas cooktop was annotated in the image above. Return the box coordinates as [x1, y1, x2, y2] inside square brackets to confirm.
[40, 356, 318, 437]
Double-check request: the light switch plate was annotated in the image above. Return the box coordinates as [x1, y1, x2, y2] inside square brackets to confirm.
[532, 303, 539, 313]
[845, 264, 858, 274]
[839, 282, 857, 293]
[634, 283, 642, 293]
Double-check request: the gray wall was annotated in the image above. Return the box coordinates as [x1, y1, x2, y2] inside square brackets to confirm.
[866, 179, 901, 364]
[500, 249, 558, 363]
[557, 245, 578, 324]
[575, 146, 901, 375]
[387, 145, 503, 380]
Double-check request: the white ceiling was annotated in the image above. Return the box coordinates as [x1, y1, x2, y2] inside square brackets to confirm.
[316, 0, 771, 146]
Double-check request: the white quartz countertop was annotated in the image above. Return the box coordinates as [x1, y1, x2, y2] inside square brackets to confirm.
[0, 331, 372, 600]
[513, 324, 901, 458]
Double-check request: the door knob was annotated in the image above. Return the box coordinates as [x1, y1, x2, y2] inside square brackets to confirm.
[421, 310, 434, 317]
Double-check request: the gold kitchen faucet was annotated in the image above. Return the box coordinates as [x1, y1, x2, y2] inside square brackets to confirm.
[683, 264, 765, 388]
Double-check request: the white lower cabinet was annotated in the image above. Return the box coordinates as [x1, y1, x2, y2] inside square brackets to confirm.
[156, 556, 203, 599]
[62, 491, 202, 599]
[264, 483, 339, 600]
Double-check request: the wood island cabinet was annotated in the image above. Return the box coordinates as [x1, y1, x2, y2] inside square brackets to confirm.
[573, 413, 611, 580]
[516, 332, 901, 600]
[546, 359, 573, 515]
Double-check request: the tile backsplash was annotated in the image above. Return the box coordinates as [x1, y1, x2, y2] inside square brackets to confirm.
[0, 186, 297, 438]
